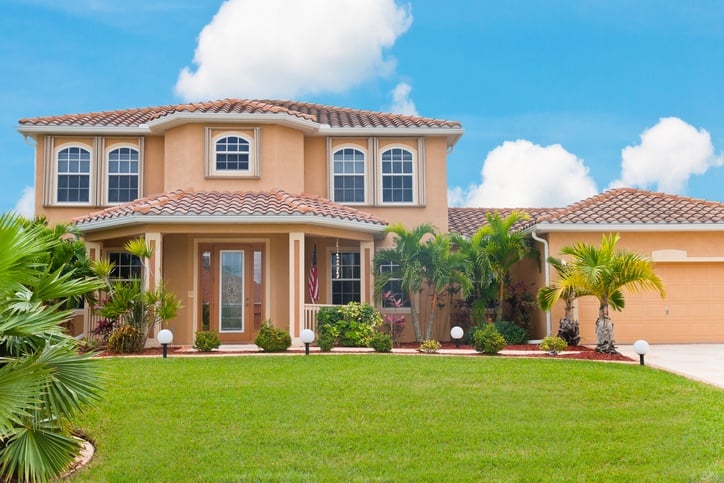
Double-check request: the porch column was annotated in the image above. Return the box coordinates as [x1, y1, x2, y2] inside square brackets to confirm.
[144, 232, 163, 341]
[84, 242, 102, 337]
[289, 232, 305, 343]
[360, 240, 374, 304]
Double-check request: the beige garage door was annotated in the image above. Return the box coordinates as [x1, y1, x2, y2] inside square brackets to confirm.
[610, 262, 724, 343]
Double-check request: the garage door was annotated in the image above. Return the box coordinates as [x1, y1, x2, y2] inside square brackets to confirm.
[609, 262, 724, 343]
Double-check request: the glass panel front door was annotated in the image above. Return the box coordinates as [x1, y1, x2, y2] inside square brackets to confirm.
[220, 250, 244, 332]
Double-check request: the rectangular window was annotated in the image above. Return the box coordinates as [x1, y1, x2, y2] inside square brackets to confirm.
[379, 261, 410, 308]
[108, 252, 142, 282]
[108, 147, 139, 203]
[381, 148, 413, 203]
[220, 250, 244, 332]
[331, 251, 360, 305]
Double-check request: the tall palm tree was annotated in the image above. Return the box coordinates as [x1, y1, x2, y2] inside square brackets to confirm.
[0, 213, 104, 482]
[479, 211, 532, 321]
[373, 223, 436, 342]
[538, 233, 665, 353]
[423, 233, 472, 340]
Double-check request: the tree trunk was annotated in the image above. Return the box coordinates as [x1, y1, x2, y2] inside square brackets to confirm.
[595, 316, 617, 354]
[425, 292, 437, 341]
[557, 317, 580, 345]
[409, 291, 423, 342]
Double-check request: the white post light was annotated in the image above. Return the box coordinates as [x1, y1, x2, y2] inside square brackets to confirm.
[633, 339, 650, 366]
[300, 329, 315, 356]
[450, 326, 464, 349]
[158, 329, 173, 358]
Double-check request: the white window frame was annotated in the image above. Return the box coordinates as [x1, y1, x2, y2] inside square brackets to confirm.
[331, 146, 367, 204]
[207, 130, 259, 178]
[330, 250, 361, 305]
[55, 144, 93, 205]
[379, 146, 416, 205]
[106, 145, 140, 205]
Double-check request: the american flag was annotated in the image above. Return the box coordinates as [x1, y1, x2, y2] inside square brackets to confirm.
[308, 244, 319, 303]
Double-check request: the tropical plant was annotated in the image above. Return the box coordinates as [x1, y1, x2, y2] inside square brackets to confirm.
[373, 223, 436, 342]
[472, 324, 507, 354]
[93, 238, 180, 352]
[541, 256, 581, 345]
[0, 213, 104, 482]
[194, 330, 221, 352]
[537, 233, 665, 353]
[254, 320, 291, 352]
[316, 302, 382, 347]
[369, 332, 393, 352]
[478, 211, 533, 321]
[419, 339, 441, 353]
[539, 336, 568, 354]
[381, 291, 405, 346]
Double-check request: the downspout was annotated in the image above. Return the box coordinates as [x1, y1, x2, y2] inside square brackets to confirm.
[530, 229, 551, 337]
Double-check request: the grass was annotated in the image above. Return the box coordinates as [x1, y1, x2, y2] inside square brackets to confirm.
[72, 355, 723, 482]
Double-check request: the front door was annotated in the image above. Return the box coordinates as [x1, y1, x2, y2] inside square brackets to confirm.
[199, 244, 264, 343]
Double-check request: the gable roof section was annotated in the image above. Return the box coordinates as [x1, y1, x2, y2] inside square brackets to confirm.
[449, 188, 724, 236]
[73, 189, 388, 234]
[17, 99, 463, 146]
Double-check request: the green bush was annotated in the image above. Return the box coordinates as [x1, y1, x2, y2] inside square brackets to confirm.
[254, 320, 291, 352]
[318, 331, 336, 352]
[495, 320, 528, 345]
[539, 336, 568, 354]
[316, 302, 382, 347]
[194, 330, 221, 352]
[472, 324, 507, 354]
[369, 332, 393, 352]
[419, 339, 442, 353]
[108, 325, 145, 354]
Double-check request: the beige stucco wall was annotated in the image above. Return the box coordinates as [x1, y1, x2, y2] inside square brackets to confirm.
[536, 230, 724, 344]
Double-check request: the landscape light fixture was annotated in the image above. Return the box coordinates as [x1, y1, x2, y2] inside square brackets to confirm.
[157, 329, 173, 358]
[633, 339, 650, 366]
[450, 326, 464, 348]
[300, 329, 315, 356]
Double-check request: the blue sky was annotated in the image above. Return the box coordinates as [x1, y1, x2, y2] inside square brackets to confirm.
[2, 0, 722, 215]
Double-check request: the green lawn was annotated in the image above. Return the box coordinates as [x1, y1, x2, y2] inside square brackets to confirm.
[73, 355, 723, 482]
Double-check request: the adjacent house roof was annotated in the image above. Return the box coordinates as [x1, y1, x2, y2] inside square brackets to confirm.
[449, 188, 724, 235]
[73, 189, 388, 234]
[17, 99, 463, 146]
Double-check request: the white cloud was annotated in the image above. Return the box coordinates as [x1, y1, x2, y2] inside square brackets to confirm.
[175, 0, 413, 100]
[610, 117, 723, 193]
[389, 82, 417, 115]
[450, 140, 598, 208]
[13, 186, 34, 218]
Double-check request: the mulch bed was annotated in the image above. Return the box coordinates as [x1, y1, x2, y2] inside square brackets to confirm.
[96, 344, 633, 362]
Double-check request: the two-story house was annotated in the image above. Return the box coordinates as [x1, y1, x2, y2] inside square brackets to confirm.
[18, 99, 463, 346]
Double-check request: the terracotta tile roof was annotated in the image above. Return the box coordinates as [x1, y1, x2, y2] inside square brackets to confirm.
[448, 188, 724, 236]
[19, 99, 461, 130]
[73, 190, 387, 230]
[448, 207, 554, 237]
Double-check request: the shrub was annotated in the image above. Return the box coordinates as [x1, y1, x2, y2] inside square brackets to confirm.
[419, 339, 442, 353]
[254, 320, 291, 352]
[316, 302, 382, 347]
[107, 325, 145, 354]
[539, 336, 568, 354]
[495, 320, 528, 345]
[369, 332, 393, 352]
[194, 330, 221, 352]
[472, 324, 506, 354]
[318, 331, 336, 352]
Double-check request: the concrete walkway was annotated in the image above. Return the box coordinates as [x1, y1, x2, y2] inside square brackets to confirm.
[617, 344, 724, 389]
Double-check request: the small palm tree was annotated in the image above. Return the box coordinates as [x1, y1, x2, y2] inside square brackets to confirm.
[538, 233, 665, 353]
[373, 223, 436, 342]
[538, 256, 580, 345]
[0, 213, 104, 482]
[479, 211, 533, 321]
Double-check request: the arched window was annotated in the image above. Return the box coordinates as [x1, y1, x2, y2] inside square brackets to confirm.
[215, 135, 250, 172]
[380, 147, 414, 203]
[107, 147, 139, 203]
[57, 146, 91, 203]
[333, 148, 365, 203]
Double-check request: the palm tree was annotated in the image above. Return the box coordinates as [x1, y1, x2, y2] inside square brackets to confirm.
[423, 233, 472, 340]
[538, 256, 580, 345]
[479, 211, 532, 321]
[0, 213, 104, 482]
[373, 223, 436, 342]
[538, 233, 665, 353]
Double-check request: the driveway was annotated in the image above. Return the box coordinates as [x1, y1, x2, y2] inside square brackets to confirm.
[617, 344, 724, 389]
